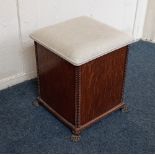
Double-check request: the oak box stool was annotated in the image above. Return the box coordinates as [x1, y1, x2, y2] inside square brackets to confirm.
[30, 16, 134, 141]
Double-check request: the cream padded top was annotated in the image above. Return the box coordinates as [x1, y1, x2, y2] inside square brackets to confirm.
[30, 16, 134, 66]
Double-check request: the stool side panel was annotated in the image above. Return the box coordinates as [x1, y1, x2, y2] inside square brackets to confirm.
[80, 47, 128, 125]
[36, 43, 76, 125]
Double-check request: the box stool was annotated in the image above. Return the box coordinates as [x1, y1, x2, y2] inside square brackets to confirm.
[30, 16, 134, 141]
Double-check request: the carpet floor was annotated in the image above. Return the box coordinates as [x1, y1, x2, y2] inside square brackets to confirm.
[0, 41, 155, 153]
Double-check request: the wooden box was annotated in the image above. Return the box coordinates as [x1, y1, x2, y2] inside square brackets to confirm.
[35, 42, 128, 140]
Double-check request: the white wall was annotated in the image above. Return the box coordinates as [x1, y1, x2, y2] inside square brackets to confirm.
[0, 0, 147, 90]
[143, 0, 155, 42]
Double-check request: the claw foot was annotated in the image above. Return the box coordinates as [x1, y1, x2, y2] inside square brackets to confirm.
[71, 134, 81, 142]
[122, 104, 128, 112]
[32, 99, 40, 107]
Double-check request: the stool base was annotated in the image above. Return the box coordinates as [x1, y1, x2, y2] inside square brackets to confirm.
[37, 97, 126, 140]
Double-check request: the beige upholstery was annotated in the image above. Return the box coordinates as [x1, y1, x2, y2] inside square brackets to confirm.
[30, 16, 134, 66]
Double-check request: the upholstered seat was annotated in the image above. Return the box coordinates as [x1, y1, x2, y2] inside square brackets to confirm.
[31, 16, 134, 66]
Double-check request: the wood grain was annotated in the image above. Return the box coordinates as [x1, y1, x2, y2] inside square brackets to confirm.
[35, 42, 128, 134]
[80, 47, 128, 125]
[36, 43, 76, 125]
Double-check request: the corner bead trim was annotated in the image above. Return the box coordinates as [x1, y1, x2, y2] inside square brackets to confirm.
[75, 66, 81, 128]
[121, 46, 129, 102]
[35, 42, 41, 97]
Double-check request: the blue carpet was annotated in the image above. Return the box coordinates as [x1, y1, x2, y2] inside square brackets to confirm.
[0, 40, 155, 153]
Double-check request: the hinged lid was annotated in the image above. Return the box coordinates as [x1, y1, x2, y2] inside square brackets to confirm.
[30, 16, 134, 66]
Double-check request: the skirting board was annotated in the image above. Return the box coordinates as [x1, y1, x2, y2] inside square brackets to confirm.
[142, 38, 155, 44]
[0, 71, 36, 91]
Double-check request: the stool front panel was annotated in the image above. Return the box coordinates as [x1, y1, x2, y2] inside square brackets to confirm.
[36, 43, 76, 125]
[80, 46, 128, 125]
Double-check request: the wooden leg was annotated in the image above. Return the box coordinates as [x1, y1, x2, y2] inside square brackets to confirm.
[32, 98, 40, 107]
[71, 130, 81, 142]
[121, 104, 128, 112]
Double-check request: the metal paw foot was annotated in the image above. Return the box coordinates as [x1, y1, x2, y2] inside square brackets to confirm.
[122, 104, 128, 112]
[32, 99, 40, 107]
[71, 134, 81, 142]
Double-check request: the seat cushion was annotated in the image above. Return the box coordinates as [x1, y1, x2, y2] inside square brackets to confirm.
[30, 16, 134, 66]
